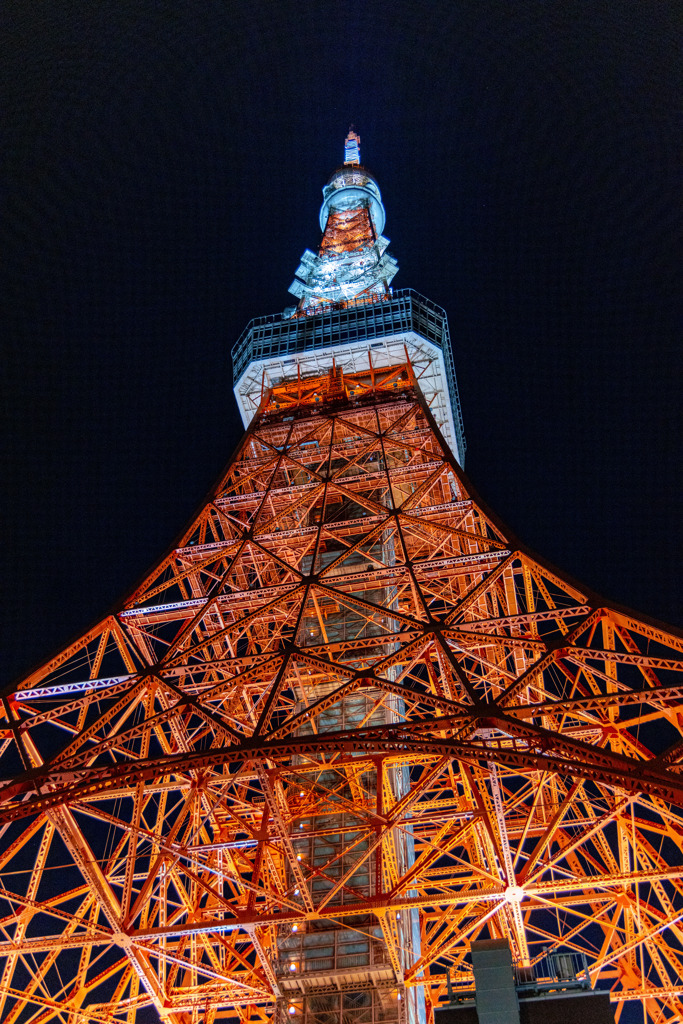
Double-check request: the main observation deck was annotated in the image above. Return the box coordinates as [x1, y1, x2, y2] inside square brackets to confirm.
[231, 288, 467, 464]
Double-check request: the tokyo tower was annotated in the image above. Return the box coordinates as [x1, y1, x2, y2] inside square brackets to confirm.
[2, 131, 683, 1024]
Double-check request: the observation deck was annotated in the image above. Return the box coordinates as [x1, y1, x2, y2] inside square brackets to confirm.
[231, 288, 467, 464]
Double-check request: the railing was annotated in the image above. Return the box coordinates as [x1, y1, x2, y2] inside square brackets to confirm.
[230, 288, 466, 457]
[515, 950, 592, 993]
[276, 946, 388, 977]
[443, 950, 592, 1006]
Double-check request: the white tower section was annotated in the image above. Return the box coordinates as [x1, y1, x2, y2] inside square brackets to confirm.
[232, 133, 467, 464]
[289, 132, 398, 311]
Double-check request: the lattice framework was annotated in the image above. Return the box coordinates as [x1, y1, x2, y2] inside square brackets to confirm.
[2, 364, 683, 1024]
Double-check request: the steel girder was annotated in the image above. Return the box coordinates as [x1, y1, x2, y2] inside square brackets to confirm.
[1, 368, 683, 1024]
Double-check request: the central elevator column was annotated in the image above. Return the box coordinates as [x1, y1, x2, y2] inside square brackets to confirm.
[272, 399, 418, 1024]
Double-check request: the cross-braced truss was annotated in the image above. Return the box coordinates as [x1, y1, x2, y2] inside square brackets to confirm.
[2, 363, 683, 1024]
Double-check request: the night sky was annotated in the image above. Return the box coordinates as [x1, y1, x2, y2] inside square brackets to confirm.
[3, 0, 681, 688]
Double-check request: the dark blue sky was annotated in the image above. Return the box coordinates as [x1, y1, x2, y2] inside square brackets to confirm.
[3, 0, 681, 685]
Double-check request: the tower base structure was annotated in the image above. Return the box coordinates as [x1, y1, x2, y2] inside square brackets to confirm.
[2, 359, 683, 1024]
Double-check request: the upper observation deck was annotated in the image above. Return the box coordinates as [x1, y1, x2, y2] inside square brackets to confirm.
[231, 288, 466, 465]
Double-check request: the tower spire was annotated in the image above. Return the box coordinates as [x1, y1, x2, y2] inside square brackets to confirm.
[343, 127, 361, 165]
[288, 132, 398, 313]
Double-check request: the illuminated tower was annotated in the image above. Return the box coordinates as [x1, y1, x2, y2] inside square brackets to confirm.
[2, 132, 683, 1024]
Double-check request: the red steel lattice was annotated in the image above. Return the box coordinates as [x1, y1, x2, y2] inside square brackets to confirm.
[1, 366, 683, 1024]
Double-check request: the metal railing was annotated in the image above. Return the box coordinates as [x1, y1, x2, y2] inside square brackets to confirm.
[443, 950, 592, 1006]
[515, 950, 592, 993]
[276, 946, 388, 977]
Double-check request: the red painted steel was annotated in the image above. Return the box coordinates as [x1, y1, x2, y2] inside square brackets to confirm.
[2, 366, 683, 1023]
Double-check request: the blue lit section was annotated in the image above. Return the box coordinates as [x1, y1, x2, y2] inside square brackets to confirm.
[344, 128, 361, 165]
[319, 166, 387, 236]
